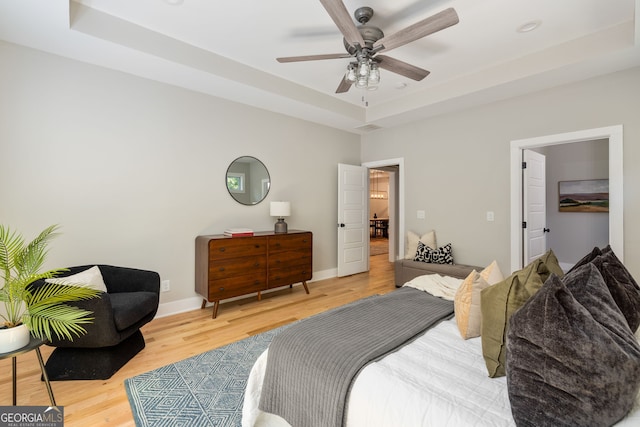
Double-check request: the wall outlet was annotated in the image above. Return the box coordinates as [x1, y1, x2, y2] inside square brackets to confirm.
[417, 210, 425, 219]
[161, 280, 170, 292]
[486, 211, 495, 222]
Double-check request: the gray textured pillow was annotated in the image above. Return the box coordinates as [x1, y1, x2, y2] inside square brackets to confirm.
[507, 264, 640, 426]
[568, 246, 640, 331]
[590, 250, 640, 331]
[566, 245, 601, 274]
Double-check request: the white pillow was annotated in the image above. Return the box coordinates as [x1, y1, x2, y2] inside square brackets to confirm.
[454, 260, 504, 339]
[45, 265, 108, 292]
[405, 230, 437, 259]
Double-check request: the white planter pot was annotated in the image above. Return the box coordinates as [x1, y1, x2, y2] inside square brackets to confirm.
[0, 324, 31, 353]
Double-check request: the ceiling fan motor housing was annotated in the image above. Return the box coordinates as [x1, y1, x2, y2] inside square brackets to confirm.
[343, 25, 384, 54]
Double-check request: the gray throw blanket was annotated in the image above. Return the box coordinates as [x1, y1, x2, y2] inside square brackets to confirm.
[258, 287, 454, 427]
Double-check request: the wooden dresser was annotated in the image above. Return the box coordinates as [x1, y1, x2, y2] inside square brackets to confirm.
[195, 230, 312, 318]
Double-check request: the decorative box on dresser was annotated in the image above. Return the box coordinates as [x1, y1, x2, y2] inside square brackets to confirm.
[195, 230, 312, 318]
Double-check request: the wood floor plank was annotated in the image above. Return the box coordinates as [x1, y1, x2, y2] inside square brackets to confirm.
[0, 255, 394, 426]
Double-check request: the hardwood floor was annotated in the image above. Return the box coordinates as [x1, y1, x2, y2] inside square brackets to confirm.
[0, 256, 395, 426]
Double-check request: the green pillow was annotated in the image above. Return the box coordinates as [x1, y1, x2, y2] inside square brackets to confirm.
[480, 250, 563, 377]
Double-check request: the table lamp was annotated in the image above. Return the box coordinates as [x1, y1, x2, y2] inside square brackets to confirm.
[270, 201, 290, 233]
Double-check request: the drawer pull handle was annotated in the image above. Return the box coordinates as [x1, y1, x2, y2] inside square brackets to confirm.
[254, 280, 260, 285]
[219, 248, 226, 252]
[219, 287, 225, 291]
[219, 267, 225, 272]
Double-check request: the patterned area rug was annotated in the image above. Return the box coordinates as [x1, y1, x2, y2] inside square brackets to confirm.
[125, 325, 289, 427]
[370, 238, 389, 256]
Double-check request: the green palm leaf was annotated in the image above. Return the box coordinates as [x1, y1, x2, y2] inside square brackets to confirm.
[25, 303, 95, 341]
[0, 224, 100, 339]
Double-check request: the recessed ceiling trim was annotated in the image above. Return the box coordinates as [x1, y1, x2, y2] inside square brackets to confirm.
[69, 2, 365, 127]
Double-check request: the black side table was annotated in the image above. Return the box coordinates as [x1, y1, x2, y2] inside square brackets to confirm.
[0, 335, 56, 405]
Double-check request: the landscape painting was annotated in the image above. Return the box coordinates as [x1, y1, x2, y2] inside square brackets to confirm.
[559, 179, 609, 212]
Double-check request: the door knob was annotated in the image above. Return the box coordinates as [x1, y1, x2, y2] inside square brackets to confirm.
[338, 223, 345, 228]
[543, 228, 550, 233]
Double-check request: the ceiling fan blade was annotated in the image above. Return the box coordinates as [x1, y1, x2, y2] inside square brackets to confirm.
[336, 77, 352, 93]
[376, 55, 430, 81]
[319, 0, 365, 48]
[277, 53, 351, 63]
[374, 8, 459, 52]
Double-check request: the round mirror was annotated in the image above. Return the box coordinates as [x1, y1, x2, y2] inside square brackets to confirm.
[226, 156, 270, 205]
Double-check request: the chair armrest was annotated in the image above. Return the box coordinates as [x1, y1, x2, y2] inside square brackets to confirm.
[47, 292, 126, 347]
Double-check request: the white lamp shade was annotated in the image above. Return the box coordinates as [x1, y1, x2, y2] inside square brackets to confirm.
[270, 201, 291, 217]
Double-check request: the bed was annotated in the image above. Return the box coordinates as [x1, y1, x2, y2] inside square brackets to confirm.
[242, 247, 640, 427]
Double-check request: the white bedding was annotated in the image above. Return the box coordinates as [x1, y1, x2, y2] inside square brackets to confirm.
[242, 316, 640, 427]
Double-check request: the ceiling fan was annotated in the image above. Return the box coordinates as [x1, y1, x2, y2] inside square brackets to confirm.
[276, 0, 459, 93]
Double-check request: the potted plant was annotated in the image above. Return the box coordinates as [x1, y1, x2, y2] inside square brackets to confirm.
[0, 224, 100, 353]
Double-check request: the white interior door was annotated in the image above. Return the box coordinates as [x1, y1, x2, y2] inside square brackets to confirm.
[523, 149, 547, 265]
[337, 163, 368, 277]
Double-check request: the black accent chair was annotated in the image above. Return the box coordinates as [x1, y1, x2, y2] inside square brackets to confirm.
[33, 265, 160, 380]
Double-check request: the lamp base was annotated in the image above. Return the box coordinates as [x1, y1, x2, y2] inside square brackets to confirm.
[274, 218, 288, 233]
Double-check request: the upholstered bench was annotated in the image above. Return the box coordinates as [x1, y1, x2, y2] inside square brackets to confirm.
[394, 259, 481, 286]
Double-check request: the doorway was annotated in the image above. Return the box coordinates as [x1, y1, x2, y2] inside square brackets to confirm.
[363, 158, 405, 265]
[510, 126, 623, 273]
[369, 169, 391, 260]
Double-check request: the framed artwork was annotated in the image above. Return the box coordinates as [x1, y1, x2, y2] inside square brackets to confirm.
[558, 179, 609, 212]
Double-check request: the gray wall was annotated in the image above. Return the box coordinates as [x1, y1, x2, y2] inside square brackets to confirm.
[0, 41, 360, 307]
[543, 140, 609, 268]
[3, 39, 640, 311]
[362, 67, 640, 278]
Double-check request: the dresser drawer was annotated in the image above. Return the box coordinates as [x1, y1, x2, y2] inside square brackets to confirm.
[268, 265, 312, 288]
[208, 273, 266, 300]
[268, 233, 312, 253]
[269, 250, 311, 269]
[209, 237, 267, 260]
[210, 255, 266, 279]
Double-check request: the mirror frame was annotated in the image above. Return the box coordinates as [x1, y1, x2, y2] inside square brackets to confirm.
[225, 156, 271, 205]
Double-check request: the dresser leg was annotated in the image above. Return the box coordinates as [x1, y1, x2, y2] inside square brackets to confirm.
[302, 281, 309, 294]
[212, 301, 219, 319]
[257, 291, 262, 301]
[201, 299, 207, 309]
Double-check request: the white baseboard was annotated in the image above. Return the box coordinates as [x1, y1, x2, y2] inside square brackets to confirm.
[155, 267, 337, 319]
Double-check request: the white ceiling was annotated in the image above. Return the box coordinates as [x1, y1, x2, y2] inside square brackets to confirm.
[1, 0, 638, 134]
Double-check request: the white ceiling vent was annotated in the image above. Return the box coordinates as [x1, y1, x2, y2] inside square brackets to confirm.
[355, 124, 383, 133]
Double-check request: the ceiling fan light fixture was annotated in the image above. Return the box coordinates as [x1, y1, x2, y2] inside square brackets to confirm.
[355, 75, 368, 89]
[358, 60, 370, 77]
[369, 63, 380, 85]
[348, 57, 380, 90]
[345, 63, 357, 83]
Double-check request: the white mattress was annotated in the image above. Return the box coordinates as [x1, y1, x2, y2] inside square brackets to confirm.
[243, 317, 640, 427]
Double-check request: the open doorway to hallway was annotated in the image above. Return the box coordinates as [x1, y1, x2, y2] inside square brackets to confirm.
[362, 157, 405, 271]
[370, 169, 390, 258]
